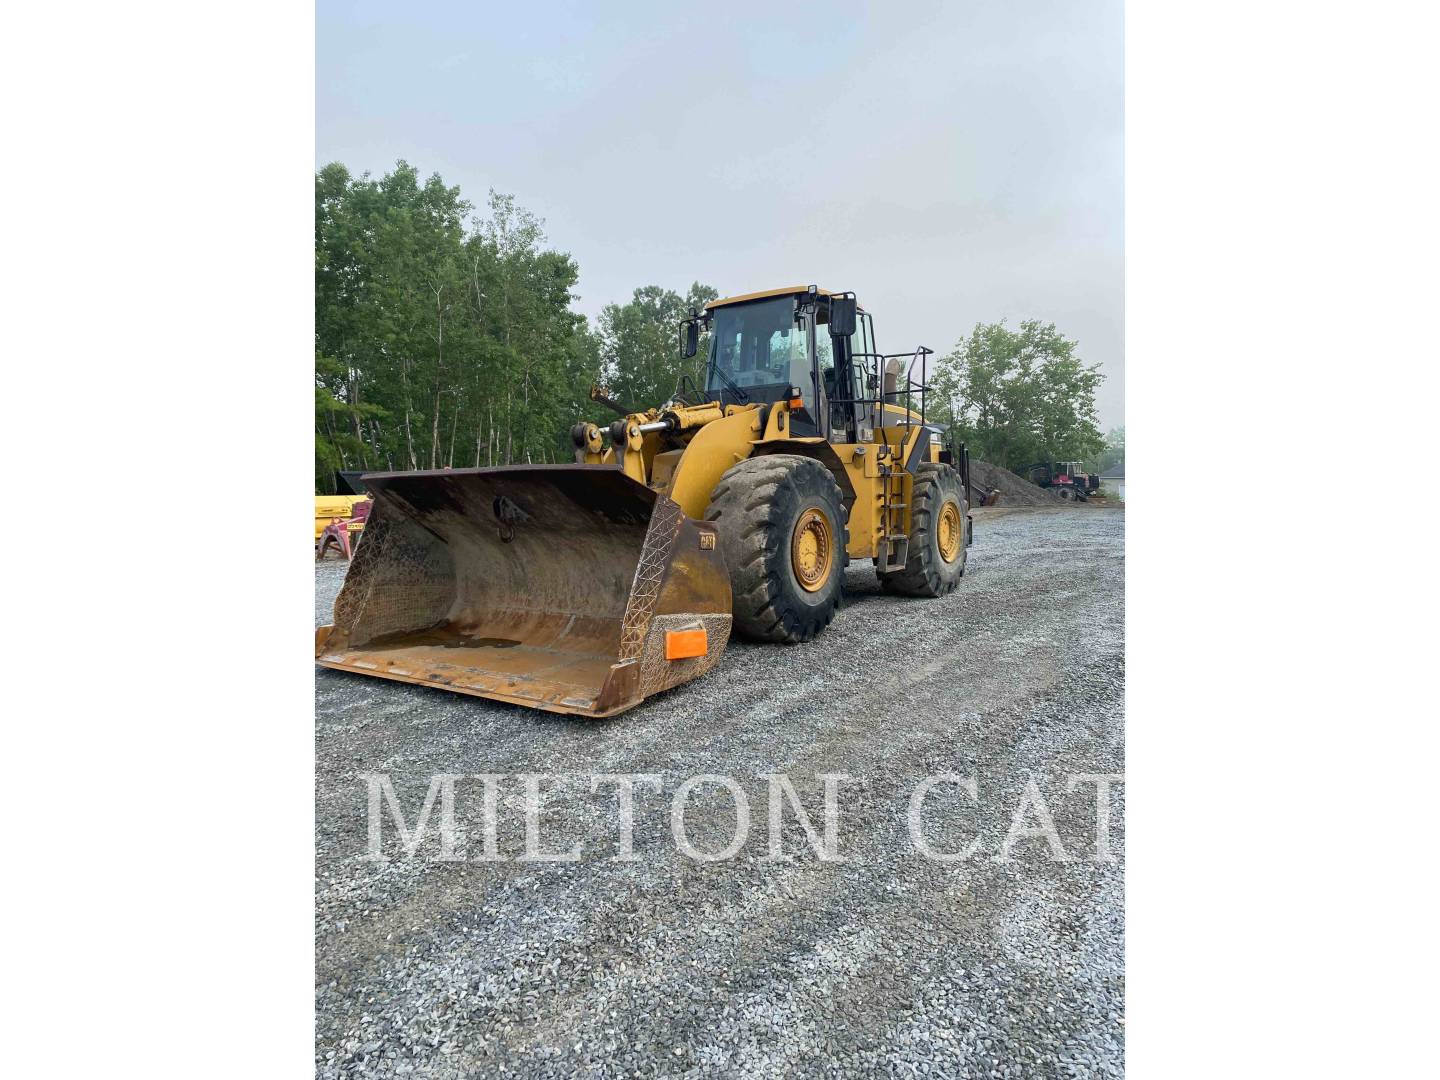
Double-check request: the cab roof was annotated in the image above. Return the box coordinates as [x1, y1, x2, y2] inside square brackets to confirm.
[704, 285, 839, 311]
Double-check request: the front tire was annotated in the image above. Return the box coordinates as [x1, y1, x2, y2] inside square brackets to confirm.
[704, 455, 846, 643]
[878, 463, 968, 597]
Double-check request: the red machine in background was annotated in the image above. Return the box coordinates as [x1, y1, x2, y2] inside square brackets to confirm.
[1026, 461, 1101, 501]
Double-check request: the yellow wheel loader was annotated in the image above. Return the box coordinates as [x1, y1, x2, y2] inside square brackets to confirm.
[316, 285, 973, 717]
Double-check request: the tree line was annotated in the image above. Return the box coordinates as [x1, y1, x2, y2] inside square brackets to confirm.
[316, 161, 1116, 491]
[928, 320, 1112, 473]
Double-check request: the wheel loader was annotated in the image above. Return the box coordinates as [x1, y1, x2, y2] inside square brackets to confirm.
[316, 285, 973, 717]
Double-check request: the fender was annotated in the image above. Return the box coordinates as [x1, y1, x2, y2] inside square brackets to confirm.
[663, 407, 766, 519]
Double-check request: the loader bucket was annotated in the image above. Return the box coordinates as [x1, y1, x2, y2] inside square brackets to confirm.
[314, 465, 733, 718]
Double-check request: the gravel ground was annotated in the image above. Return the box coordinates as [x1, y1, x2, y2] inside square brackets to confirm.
[315, 505, 1125, 1078]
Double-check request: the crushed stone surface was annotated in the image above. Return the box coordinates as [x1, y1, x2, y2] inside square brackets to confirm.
[315, 506, 1125, 1078]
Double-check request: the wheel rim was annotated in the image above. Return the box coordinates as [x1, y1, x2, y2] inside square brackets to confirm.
[790, 507, 834, 592]
[938, 500, 963, 563]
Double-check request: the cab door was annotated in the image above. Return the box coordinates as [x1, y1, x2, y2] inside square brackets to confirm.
[812, 313, 842, 440]
[849, 312, 877, 439]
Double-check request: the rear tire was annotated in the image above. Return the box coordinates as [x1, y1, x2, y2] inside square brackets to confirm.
[878, 463, 968, 597]
[704, 454, 846, 643]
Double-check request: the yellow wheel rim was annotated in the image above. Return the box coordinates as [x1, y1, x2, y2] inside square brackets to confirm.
[791, 507, 835, 592]
[938, 500, 963, 563]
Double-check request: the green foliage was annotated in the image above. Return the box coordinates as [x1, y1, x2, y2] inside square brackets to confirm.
[315, 352, 388, 487]
[597, 283, 718, 409]
[930, 320, 1106, 472]
[315, 161, 603, 490]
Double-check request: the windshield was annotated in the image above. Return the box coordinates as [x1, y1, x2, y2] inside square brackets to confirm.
[707, 297, 805, 398]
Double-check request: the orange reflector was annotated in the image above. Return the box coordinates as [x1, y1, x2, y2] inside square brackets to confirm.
[788, 397, 803, 409]
[665, 628, 708, 660]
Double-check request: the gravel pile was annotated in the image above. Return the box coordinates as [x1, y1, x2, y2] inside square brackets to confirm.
[968, 460, 1065, 506]
[315, 508, 1125, 1077]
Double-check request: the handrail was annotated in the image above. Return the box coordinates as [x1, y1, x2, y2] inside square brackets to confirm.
[826, 345, 934, 446]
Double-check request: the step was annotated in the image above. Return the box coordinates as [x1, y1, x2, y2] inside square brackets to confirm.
[881, 536, 910, 571]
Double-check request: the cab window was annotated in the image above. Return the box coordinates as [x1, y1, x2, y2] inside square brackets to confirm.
[708, 297, 803, 392]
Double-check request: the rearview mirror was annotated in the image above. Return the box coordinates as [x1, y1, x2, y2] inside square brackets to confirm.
[681, 320, 699, 358]
[829, 296, 857, 338]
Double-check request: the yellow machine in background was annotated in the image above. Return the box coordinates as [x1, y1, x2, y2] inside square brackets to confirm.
[314, 494, 368, 540]
[317, 285, 972, 717]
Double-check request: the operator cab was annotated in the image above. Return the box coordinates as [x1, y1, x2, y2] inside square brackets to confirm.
[680, 285, 884, 443]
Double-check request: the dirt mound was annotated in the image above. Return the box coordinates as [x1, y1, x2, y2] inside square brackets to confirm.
[967, 459, 1064, 506]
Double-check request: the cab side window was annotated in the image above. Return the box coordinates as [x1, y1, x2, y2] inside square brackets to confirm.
[851, 314, 875, 377]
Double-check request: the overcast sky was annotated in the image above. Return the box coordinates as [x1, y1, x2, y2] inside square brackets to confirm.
[317, 0, 1124, 428]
